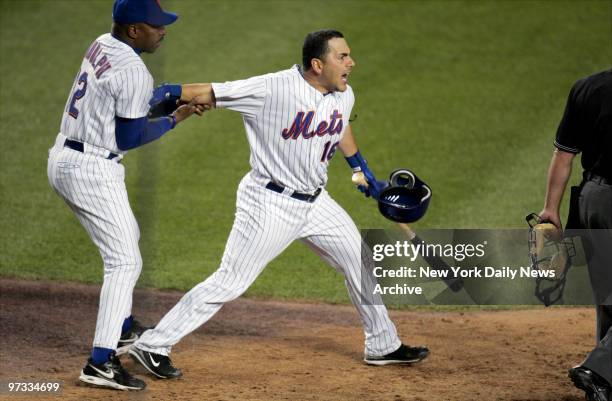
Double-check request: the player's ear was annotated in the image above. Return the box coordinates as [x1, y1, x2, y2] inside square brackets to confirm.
[126, 24, 138, 40]
[311, 58, 324, 75]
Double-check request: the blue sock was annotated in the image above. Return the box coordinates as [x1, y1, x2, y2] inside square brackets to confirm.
[121, 315, 133, 334]
[91, 347, 114, 365]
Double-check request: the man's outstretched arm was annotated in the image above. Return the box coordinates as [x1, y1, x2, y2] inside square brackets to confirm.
[181, 84, 216, 107]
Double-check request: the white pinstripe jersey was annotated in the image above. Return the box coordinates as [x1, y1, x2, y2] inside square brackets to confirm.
[212, 65, 355, 193]
[59, 33, 153, 154]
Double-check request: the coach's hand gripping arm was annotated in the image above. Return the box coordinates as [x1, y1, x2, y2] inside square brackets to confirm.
[339, 126, 387, 199]
[538, 148, 575, 229]
[149, 83, 215, 116]
[115, 97, 204, 151]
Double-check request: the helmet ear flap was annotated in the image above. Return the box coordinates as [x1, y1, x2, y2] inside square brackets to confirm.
[389, 169, 416, 189]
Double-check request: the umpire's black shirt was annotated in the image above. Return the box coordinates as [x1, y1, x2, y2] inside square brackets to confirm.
[554, 69, 612, 180]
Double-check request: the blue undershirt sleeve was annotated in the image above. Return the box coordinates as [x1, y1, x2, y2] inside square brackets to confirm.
[115, 116, 175, 151]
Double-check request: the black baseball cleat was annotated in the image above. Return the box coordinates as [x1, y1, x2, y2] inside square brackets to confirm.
[129, 346, 182, 379]
[79, 353, 146, 391]
[364, 343, 429, 366]
[116, 319, 152, 356]
[569, 366, 610, 401]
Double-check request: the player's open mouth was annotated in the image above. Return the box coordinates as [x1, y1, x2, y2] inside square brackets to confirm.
[341, 73, 349, 83]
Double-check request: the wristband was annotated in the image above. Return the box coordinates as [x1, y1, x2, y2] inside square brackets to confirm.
[345, 150, 367, 172]
[169, 114, 177, 129]
[164, 84, 182, 100]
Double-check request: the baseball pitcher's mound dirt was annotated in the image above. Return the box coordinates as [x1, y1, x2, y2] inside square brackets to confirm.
[0, 278, 592, 401]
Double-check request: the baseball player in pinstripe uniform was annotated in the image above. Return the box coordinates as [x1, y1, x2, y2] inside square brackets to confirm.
[47, 0, 203, 391]
[128, 30, 429, 379]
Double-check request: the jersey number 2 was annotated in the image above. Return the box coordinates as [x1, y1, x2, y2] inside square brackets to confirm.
[68, 71, 89, 119]
[321, 141, 340, 162]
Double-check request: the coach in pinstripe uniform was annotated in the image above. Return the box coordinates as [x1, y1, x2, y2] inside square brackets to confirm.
[129, 30, 430, 379]
[47, 0, 203, 391]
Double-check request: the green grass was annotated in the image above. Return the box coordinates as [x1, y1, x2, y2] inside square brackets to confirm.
[1, 0, 610, 304]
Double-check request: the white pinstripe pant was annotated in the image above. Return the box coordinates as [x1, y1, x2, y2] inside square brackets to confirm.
[136, 172, 401, 357]
[47, 134, 141, 350]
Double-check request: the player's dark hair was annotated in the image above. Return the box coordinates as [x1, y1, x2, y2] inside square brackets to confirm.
[111, 22, 131, 39]
[302, 29, 344, 71]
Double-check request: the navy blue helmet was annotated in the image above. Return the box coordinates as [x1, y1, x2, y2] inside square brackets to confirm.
[377, 169, 431, 223]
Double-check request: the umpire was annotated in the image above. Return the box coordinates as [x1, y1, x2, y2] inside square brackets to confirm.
[539, 69, 611, 401]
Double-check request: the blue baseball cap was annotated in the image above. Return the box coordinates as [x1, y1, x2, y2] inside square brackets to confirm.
[113, 0, 178, 26]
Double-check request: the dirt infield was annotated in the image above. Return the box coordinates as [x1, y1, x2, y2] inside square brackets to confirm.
[0, 278, 594, 401]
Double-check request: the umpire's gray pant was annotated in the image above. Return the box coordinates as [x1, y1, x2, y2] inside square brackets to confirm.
[579, 178, 612, 385]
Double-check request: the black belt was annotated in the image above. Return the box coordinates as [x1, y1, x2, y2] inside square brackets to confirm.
[265, 182, 321, 203]
[584, 172, 611, 185]
[64, 139, 120, 161]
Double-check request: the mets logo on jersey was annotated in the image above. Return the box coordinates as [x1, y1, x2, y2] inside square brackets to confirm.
[281, 110, 343, 140]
